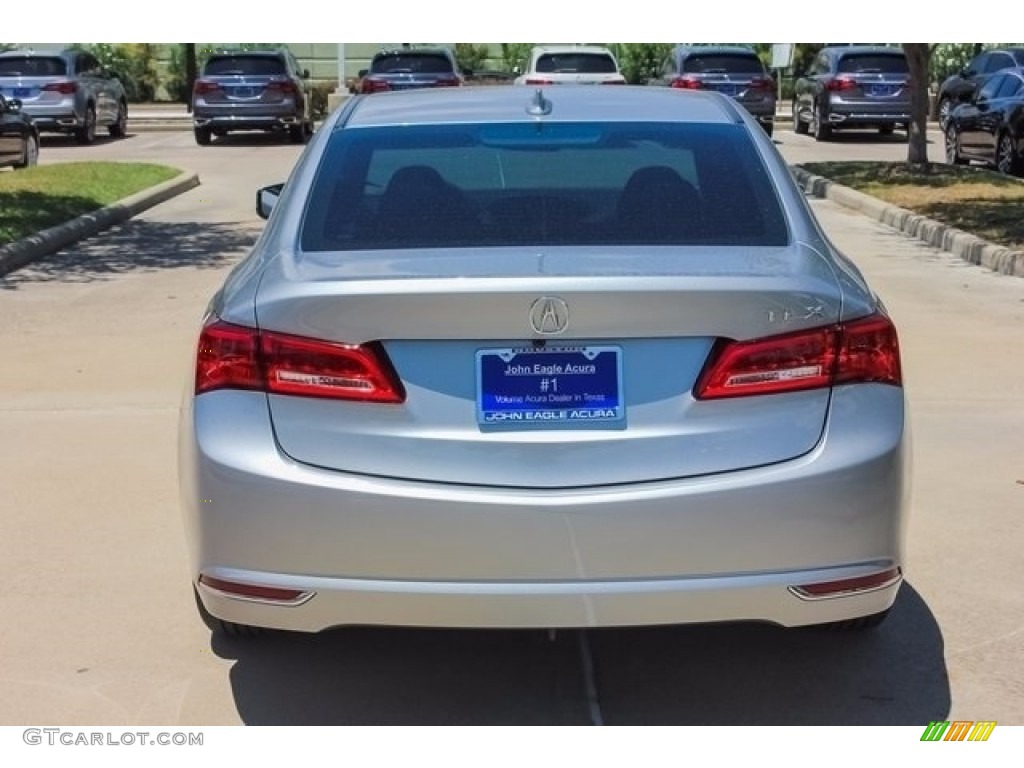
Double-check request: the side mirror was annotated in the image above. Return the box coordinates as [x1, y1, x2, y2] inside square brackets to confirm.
[358, 69, 368, 78]
[256, 183, 284, 220]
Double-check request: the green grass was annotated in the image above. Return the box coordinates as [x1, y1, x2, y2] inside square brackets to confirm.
[801, 161, 1024, 252]
[0, 162, 181, 246]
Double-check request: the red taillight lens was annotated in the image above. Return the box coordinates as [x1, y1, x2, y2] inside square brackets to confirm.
[825, 77, 858, 92]
[260, 332, 404, 403]
[433, 76, 462, 87]
[195, 319, 404, 403]
[195, 321, 262, 395]
[694, 313, 901, 400]
[749, 76, 775, 91]
[193, 80, 221, 95]
[670, 76, 703, 89]
[42, 81, 77, 94]
[524, 78, 554, 85]
[361, 77, 391, 94]
[834, 314, 902, 386]
[268, 78, 297, 93]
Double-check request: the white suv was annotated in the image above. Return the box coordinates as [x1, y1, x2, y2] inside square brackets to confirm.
[514, 46, 626, 86]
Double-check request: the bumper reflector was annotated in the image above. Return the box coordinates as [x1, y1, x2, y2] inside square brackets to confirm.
[199, 574, 313, 604]
[789, 568, 901, 600]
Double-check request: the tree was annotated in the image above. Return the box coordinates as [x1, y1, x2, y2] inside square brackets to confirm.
[454, 44, 490, 75]
[184, 44, 197, 112]
[500, 43, 532, 73]
[902, 44, 933, 168]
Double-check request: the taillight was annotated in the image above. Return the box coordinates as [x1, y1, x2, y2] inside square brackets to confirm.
[195, 319, 405, 403]
[196, 321, 262, 394]
[791, 568, 901, 599]
[694, 313, 901, 400]
[42, 81, 76, 95]
[433, 76, 462, 87]
[193, 80, 221, 95]
[524, 78, 554, 85]
[199, 575, 311, 603]
[749, 76, 775, 91]
[360, 77, 391, 94]
[825, 78, 858, 92]
[670, 76, 703, 90]
[268, 79, 297, 93]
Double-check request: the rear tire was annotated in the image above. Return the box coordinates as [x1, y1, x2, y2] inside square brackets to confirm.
[793, 100, 809, 135]
[74, 105, 96, 145]
[194, 126, 212, 146]
[14, 134, 38, 169]
[762, 121, 774, 138]
[288, 122, 309, 144]
[811, 103, 832, 142]
[108, 102, 127, 138]
[193, 587, 263, 637]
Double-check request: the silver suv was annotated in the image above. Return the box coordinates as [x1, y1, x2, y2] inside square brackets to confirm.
[0, 48, 127, 144]
[192, 49, 313, 145]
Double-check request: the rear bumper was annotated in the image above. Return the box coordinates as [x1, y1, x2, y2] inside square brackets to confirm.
[825, 100, 911, 126]
[21, 111, 81, 132]
[180, 385, 909, 631]
[193, 114, 301, 131]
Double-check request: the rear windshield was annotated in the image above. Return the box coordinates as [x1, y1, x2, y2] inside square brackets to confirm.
[203, 56, 286, 76]
[370, 53, 454, 74]
[837, 53, 909, 74]
[682, 54, 765, 74]
[0, 56, 66, 77]
[536, 53, 618, 74]
[301, 122, 789, 251]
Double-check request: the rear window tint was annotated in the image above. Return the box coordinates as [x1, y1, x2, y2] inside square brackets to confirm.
[536, 53, 618, 74]
[0, 56, 66, 77]
[836, 54, 909, 74]
[301, 122, 789, 251]
[371, 54, 454, 74]
[682, 54, 765, 74]
[204, 56, 286, 76]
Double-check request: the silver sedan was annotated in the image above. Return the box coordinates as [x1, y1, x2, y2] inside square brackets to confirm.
[180, 85, 908, 635]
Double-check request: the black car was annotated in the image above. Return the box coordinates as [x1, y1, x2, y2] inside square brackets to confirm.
[0, 94, 38, 170]
[935, 48, 1024, 129]
[945, 66, 1024, 176]
[191, 48, 313, 146]
[359, 47, 464, 94]
[793, 46, 911, 141]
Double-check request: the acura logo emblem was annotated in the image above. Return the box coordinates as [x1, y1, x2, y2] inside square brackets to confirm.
[529, 297, 569, 335]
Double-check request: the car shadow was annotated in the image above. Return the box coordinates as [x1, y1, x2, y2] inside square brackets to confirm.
[39, 134, 127, 148]
[213, 583, 949, 725]
[0, 219, 257, 288]
[811, 131, 935, 145]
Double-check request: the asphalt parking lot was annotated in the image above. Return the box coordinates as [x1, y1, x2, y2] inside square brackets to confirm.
[1, 125, 1022, 725]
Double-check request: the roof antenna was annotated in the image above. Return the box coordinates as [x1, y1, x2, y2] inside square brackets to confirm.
[526, 89, 552, 116]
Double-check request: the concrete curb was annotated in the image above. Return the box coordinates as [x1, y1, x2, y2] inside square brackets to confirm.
[789, 165, 1024, 278]
[0, 169, 200, 278]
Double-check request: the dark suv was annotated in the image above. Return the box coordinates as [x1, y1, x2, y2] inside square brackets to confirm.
[192, 49, 313, 146]
[359, 47, 464, 94]
[793, 46, 911, 141]
[0, 48, 127, 144]
[649, 45, 776, 136]
[935, 48, 1024, 128]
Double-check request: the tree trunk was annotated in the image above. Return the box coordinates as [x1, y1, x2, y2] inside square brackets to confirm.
[902, 44, 931, 168]
[184, 44, 197, 113]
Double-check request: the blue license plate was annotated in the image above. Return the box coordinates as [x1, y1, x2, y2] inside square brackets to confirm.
[14, 87, 31, 98]
[476, 346, 623, 426]
[715, 84, 738, 96]
[870, 85, 895, 96]
[230, 86, 257, 98]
